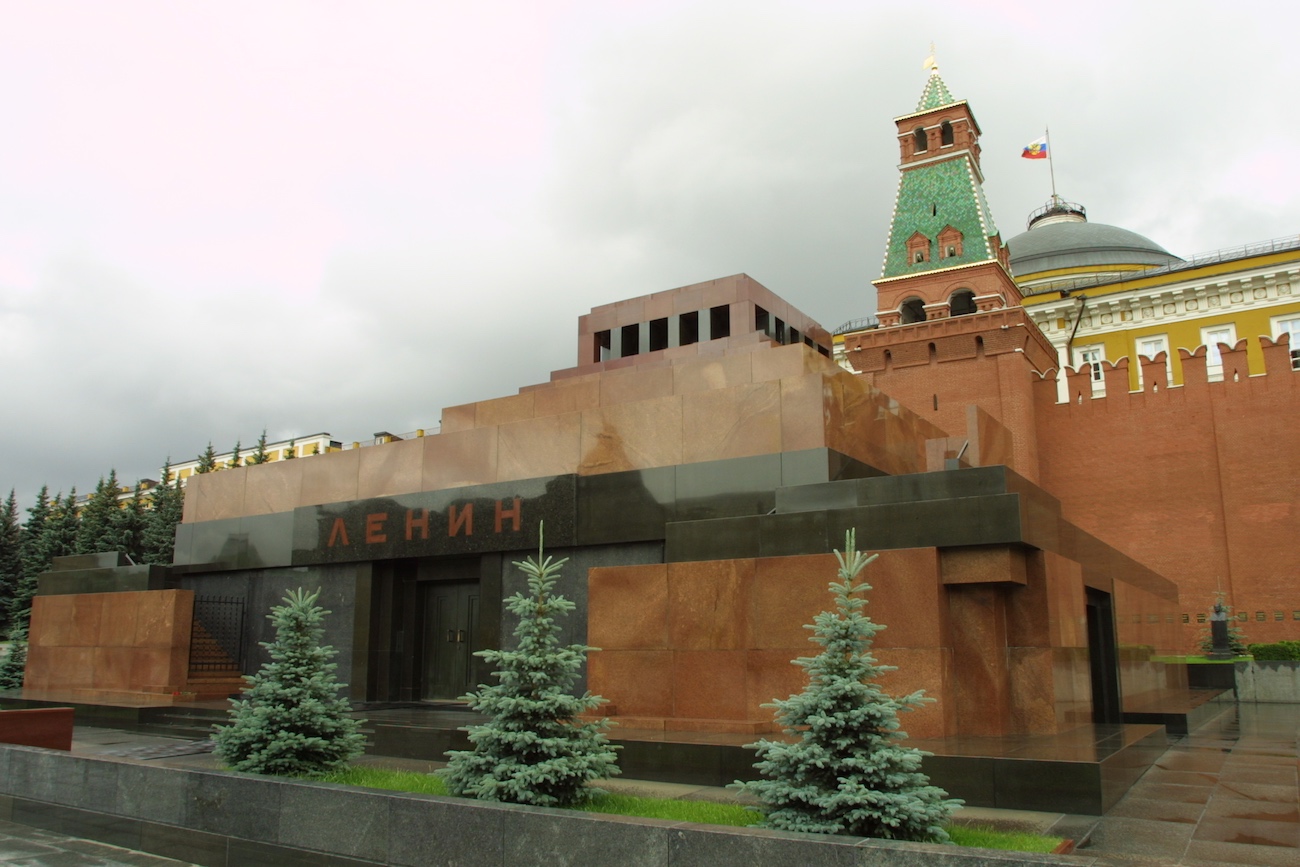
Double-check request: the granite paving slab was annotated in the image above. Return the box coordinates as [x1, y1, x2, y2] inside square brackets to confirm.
[0, 820, 193, 866]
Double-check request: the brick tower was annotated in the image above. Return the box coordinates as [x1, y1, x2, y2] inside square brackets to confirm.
[874, 62, 1019, 324]
[844, 63, 1055, 480]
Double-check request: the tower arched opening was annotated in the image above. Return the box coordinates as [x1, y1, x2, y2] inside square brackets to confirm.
[949, 289, 977, 317]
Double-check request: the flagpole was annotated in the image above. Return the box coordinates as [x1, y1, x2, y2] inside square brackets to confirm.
[1046, 126, 1058, 204]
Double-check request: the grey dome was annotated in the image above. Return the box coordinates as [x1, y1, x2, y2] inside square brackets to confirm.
[1007, 219, 1181, 278]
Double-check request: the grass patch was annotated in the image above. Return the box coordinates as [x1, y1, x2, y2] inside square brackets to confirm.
[580, 793, 761, 827]
[315, 766, 1064, 852]
[948, 824, 1064, 853]
[319, 765, 449, 797]
[1151, 654, 1250, 664]
[317, 768, 757, 824]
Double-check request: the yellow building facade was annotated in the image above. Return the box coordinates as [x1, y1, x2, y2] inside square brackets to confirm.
[1009, 201, 1300, 393]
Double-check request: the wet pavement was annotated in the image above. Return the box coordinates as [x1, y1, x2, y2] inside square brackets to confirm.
[0, 819, 191, 866]
[1085, 703, 1299, 866]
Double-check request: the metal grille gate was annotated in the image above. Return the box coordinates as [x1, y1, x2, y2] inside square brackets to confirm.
[189, 596, 247, 675]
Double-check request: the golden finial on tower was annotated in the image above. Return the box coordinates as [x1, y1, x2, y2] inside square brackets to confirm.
[922, 43, 938, 74]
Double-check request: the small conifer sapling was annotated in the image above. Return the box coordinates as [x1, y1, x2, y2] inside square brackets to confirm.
[440, 525, 618, 806]
[249, 429, 271, 465]
[196, 444, 217, 474]
[735, 530, 960, 842]
[213, 588, 365, 776]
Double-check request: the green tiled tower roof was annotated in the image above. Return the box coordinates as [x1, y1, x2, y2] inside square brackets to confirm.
[880, 160, 999, 278]
[880, 74, 1001, 280]
[916, 72, 955, 112]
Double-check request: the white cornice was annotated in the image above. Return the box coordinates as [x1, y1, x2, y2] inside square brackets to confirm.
[1026, 272, 1299, 341]
[893, 100, 969, 124]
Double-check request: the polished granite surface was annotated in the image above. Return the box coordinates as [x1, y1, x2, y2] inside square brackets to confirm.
[0, 818, 192, 866]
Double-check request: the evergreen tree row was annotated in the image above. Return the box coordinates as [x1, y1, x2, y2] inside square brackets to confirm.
[0, 462, 185, 690]
[194, 429, 305, 474]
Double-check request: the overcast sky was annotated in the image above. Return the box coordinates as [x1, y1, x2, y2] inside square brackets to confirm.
[1, 0, 1296, 510]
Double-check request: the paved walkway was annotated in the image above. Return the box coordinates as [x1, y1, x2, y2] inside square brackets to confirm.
[0, 819, 190, 866]
[1085, 702, 1299, 866]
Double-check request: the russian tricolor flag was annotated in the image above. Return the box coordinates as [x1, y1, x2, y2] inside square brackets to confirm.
[1022, 136, 1049, 160]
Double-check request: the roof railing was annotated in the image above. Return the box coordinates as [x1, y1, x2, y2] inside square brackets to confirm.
[1026, 198, 1087, 230]
[338, 427, 440, 449]
[833, 316, 880, 336]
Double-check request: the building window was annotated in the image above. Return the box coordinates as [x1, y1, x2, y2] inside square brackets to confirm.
[1201, 323, 1237, 380]
[937, 226, 963, 260]
[649, 318, 669, 352]
[620, 323, 640, 357]
[1074, 345, 1105, 394]
[940, 120, 954, 147]
[595, 330, 611, 363]
[755, 306, 770, 336]
[1271, 315, 1300, 370]
[1256, 611, 1266, 621]
[906, 231, 931, 265]
[1136, 334, 1171, 386]
[913, 126, 927, 154]
[679, 311, 699, 346]
[709, 305, 731, 340]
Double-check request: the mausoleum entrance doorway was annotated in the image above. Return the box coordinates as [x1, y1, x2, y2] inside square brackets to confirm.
[367, 556, 486, 703]
[1085, 588, 1123, 724]
[421, 581, 480, 701]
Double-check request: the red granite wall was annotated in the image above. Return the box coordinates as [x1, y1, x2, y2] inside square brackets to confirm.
[24, 590, 194, 699]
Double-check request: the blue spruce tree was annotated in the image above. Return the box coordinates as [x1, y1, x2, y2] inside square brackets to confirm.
[213, 588, 365, 776]
[735, 530, 960, 842]
[440, 526, 618, 806]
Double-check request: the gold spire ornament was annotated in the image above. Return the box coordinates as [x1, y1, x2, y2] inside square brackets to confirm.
[922, 43, 938, 74]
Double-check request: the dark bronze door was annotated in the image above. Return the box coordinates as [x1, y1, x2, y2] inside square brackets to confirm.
[1086, 588, 1123, 724]
[422, 582, 479, 701]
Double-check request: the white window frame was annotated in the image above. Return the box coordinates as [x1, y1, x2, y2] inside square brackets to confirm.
[1073, 344, 1106, 394]
[1201, 323, 1237, 381]
[1271, 315, 1300, 370]
[1136, 334, 1171, 387]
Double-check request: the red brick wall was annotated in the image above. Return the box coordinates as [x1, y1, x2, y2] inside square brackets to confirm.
[1036, 338, 1300, 647]
[848, 320, 1298, 649]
